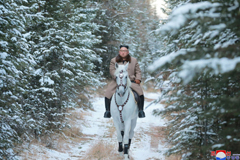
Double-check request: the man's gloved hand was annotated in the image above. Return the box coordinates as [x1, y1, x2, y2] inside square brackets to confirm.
[135, 79, 141, 84]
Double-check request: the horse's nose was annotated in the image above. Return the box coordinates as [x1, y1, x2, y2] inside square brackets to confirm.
[120, 93, 123, 97]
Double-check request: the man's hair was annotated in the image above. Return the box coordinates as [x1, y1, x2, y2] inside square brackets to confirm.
[119, 45, 129, 49]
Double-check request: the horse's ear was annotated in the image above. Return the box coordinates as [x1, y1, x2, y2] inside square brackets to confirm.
[115, 63, 118, 69]
[125, 62, 129, 70]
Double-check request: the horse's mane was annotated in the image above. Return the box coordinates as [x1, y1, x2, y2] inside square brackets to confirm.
[114, 66, 131, 87]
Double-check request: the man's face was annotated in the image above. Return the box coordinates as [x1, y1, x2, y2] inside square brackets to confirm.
[119, 47, 129, 58]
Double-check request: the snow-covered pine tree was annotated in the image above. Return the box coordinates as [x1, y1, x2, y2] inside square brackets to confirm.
[94, 0, 160, 78]
[92, 0, 131, 77]
[149, 0, 240, 159]
[62, 0, 104, 108]
[0, 0, 34, 159]
[1, 0, 104, 158]
[24, 0, 104, 136]
[119, 0, 160, 78]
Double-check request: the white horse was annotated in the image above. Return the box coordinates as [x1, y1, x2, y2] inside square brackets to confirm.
[110, 62, 138, 160]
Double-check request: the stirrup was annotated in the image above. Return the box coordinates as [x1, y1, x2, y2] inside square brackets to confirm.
[104, 111, 111, 118]
[138, 110, 145, 118]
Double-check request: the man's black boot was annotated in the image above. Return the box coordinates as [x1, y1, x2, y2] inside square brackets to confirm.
[104, 97, 111, 118]
[138, 95, 145, 118]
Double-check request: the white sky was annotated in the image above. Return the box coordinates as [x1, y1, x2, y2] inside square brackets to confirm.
[151, 0, 168, 19]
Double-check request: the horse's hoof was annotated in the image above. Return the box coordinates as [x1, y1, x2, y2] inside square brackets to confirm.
[119, 151, 123, 157]
[138, 110, 145, 118]
[118, 148, 123, 152]
[104, 111, 111, 118]
[124, 154, 129, 160]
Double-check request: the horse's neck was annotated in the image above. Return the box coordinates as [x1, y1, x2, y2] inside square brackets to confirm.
[115, 87, 131, 104]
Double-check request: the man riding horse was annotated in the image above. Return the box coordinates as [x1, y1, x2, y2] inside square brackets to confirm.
[104, 45, 145, 118]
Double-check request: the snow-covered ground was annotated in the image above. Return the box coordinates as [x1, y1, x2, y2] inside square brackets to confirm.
[18, 92, 168, 160]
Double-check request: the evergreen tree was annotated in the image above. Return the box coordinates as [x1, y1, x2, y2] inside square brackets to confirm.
[119, 0, 160, 78]
[0, 0, 105, 158]
[0, 0, 33, 159]
[24, 0, 104, 135]
[149, 0, 240, 159]
[93, 0, 160, 78]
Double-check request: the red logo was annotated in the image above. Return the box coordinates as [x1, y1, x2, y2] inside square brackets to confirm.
[226, 151, 231, 156]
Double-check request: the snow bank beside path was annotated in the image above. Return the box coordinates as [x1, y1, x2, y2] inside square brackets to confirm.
[144, 92, 162, 100]
[131, 99, 167, 160]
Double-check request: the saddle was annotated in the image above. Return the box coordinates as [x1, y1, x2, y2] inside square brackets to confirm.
[110, 89, 139, 104]
[131, 89, 140, 104]
[130, 81, 140, 104]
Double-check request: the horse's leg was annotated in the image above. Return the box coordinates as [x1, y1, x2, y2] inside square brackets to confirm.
[123, 120, 131, 160]
[113, 119, 124, 153]
[121, 130, 124, 138]
[118, 130, 124, 152]
[129, 118, 137, 149]
[128, 139, 132, 149]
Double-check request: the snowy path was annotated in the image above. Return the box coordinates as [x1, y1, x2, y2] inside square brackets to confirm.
[19, 92, 168, 160]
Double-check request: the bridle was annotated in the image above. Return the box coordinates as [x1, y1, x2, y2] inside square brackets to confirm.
[116, 70, 127, 97]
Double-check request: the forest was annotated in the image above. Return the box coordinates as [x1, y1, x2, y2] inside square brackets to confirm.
[1, 0, 240, 159]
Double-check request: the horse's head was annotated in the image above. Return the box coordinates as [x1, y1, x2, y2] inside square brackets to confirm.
[114, 62, 131, 97]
